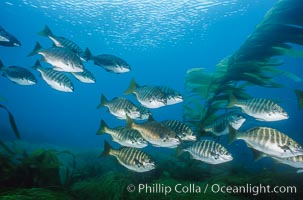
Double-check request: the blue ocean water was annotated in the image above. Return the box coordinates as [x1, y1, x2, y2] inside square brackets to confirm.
[1, 0, 303, 195]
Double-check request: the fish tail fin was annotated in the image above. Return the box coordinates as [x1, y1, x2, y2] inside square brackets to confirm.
[126, 114, 134, 129]
[294, 89, 303, 110]
[100, 140, 112, 157]
[227, 93, 237, 108]
[124, 78, 138, 95]
[38, 25, 54, 37]
[0, 60, 4, 70]
[97, 120, 108, 135]
[27, 42, 42, 57]
[83, 48, 92, 61]
[97, 94, 108, 109]
[228, 125, 237, 145]
[32, 60, 42, 70]
[176, 143, 184, 157]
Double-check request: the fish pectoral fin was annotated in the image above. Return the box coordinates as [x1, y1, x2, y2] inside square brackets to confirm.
[250, 149, 266, 161]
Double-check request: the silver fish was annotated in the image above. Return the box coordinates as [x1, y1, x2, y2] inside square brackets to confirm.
[71, 68, 96, 83]
[0, 26, 21, 47]
[126, 116, 180, 148]
[204, 112, 246, 136]
[228, 95, 288, 121]
[38, 25, 86, 61]
[84, 48, 130, 73]
[136, 105, 151, 120]
[124, 78, 167, 108]
[97, 120, 148, 148]
[272, 155, 303, 173]
[101, 140, 155, 173]
[161, 120, 196, 141]
[159, 86, 183, 105]
[97, 95, 141, 120]
[33, 60, 74, 92]
[181, 140, 233, 164]
[229, 126, 303, 158]
[0, 60, 36, 85]
[28, 42, 83, 73]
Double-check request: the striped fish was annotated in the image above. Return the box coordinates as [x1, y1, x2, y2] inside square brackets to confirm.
[124, 78, 167, 108]
[161, 120, 196, 141]
[97, 94, 141, 120]
[181, 140, 233, 164]
[38, 25, 86, 61]
[84, 48, 130, 73]
[229, 127, 303, 158]
[204, 112, 246, 136]
[97, 120, 148, 148]
[33, 60, 74, 92]
[158, 86, 183, 105]
[71, 68, 96, 83]
[136, 105, 151, 120]
[28, 42, 83, 73]
[228, 95, 288, 121]
[272, 155, 303, 173]
[101, 140, 155, 172]
[0, 60, 36, 85]
[126, 116, 180, 148]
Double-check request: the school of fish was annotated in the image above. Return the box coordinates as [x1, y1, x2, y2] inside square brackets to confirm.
[1, 24, 303, 173]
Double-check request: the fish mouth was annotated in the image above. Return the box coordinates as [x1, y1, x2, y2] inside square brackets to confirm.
[183, 135, 197, 141]
[224, 155, 233, 161]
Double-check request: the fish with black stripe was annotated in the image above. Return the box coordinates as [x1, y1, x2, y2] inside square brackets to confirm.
[161, 120, 196, 141]
[228, 95, 288, 121]
[38, 25, 86, 61]
[71, 68, 96, 83]
[204, 112, 246, 136]
[97, 120, 148, 148]
[124, 78, 167, 108]
[101, 140, 155, 172]
[32, 60, 74, 92]
[0, 60, 36, 85]
[229, 126, 303, 158]
[272, 155, 303, 173]
[28, 42, 83, 73]
[97, 94, 142, 120]
[178, 140, 233, 164]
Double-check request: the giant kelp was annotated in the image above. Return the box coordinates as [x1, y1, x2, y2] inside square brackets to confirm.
[184, 0, 303, 131]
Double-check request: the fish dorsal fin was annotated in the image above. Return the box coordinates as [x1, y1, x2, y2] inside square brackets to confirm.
[38, 25, 54, 37]
[294, 89, 303, 110]
[126, 114, 134, 129]
[148, 115, 155, 122]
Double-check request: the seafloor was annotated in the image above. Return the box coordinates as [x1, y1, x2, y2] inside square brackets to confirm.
[0, 141, 302, 200]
